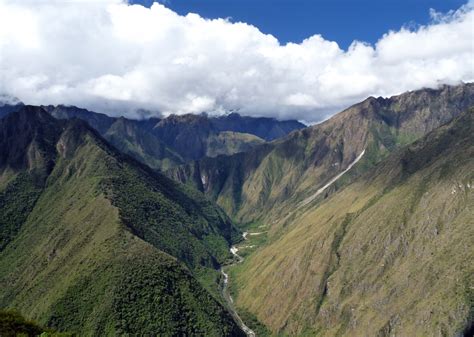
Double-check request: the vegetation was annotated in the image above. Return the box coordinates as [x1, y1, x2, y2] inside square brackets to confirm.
[0, 107, 243, 336]
[43, 105, 302, 171]
[99, 157, 236, 269]
[0, 173, 43, 251]
[2, 85, 472, 336]
[168, 83, 474, 233]
[231, 109, 474, 336]
[0, 309, 71, 337]
[206, 131, 264, 158]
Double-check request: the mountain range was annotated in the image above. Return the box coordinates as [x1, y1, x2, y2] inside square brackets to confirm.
[232, 107, 474, 336]
[169, 84, 474, 228]
[0, 101, 305, 171]
[0, 83, 472, 336]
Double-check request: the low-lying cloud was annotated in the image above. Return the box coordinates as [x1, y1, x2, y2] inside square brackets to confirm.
[0, 0, 473, 122]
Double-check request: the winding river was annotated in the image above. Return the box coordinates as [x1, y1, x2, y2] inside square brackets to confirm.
[220, 232, 256, 337]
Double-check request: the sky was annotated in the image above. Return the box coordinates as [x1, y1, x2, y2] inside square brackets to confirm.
[132, 0, 468, 49]
[0, 0, 473, 122]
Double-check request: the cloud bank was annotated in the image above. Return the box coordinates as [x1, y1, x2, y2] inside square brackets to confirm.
[0, 0, 473, 121]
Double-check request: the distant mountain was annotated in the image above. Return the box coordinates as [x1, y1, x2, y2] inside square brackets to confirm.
[0, 106, 244, 335]
[168, 83, 474, 227]
[32, 106, 301, 170]
[42, 105, 184, 170]
[152, 113, 267, 161]
[0, 95, 24, 119]
[211, 112, 305, 141]
[232, 108, 474, 336]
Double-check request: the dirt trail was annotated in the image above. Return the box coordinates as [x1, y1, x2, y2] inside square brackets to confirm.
[298, 149, 366, 208]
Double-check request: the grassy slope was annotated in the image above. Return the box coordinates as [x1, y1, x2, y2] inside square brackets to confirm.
[232, 110, 474, 336]
[206, 131, 265, 158]
[0, 109, 243, 336]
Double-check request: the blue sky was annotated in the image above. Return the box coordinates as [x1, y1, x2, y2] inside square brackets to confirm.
[130, 0, 467, 49]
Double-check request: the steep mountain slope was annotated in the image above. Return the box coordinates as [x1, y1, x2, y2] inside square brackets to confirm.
[153, 113, 218, 161]
[231, 109, 474, 336]
[43, 105, 185, 170]
[0, 107, 244, 336]
[103, 117, 184, 170]
[169, 83, 474, 227]
[44, 105, 115, 134]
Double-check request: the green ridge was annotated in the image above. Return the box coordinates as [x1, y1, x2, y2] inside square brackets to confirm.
[0, 107, 244, 336]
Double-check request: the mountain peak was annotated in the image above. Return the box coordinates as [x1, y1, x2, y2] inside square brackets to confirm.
[0, 106, 62, 175]
[0, 94, 22, 106]
[8, 105, 52, 120]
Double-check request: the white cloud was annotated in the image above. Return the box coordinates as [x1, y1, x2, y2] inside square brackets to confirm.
[0, 0, 473, 122]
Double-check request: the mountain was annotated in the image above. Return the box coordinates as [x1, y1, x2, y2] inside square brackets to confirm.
[152, 113, 266, 161]
[0, 95, 24, 119]
[211, 112, 306, 141]
[42, 105, 185, 170]
[206, 131, 265, 158]
[0, 106, 244, 336]
[168, 83, 474, 228]
[103, 116, 185, 170]
[231, 108, 474, 336]
[36, 106, 301, 170]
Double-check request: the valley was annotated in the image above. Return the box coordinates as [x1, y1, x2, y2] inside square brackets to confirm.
[1, 1, 473, 335]
[0, 84, 472, 336]
[220, 232, 256, 337]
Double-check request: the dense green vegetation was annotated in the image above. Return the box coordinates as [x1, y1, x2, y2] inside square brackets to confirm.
[0, 310, 71, 337]
[112, 253, 241, 336]
[0, 173, 43, 251]
[0, 107, 244, 336]
[91, 140, 238, 268]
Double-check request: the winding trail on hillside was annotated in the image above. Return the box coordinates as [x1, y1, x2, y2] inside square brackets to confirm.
[221, 232, 256, 337]
[298, 149, 366, 208]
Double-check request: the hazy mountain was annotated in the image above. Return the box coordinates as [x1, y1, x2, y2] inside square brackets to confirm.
[0, 106, 244, 336]
[211, 112, 306, 141]
[168, 83, 474, 229]
[232, 108, 474, 336]
[41, 105, 184, 170]
[0, 95, 24, 119]
[152, 113, 268, 161]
